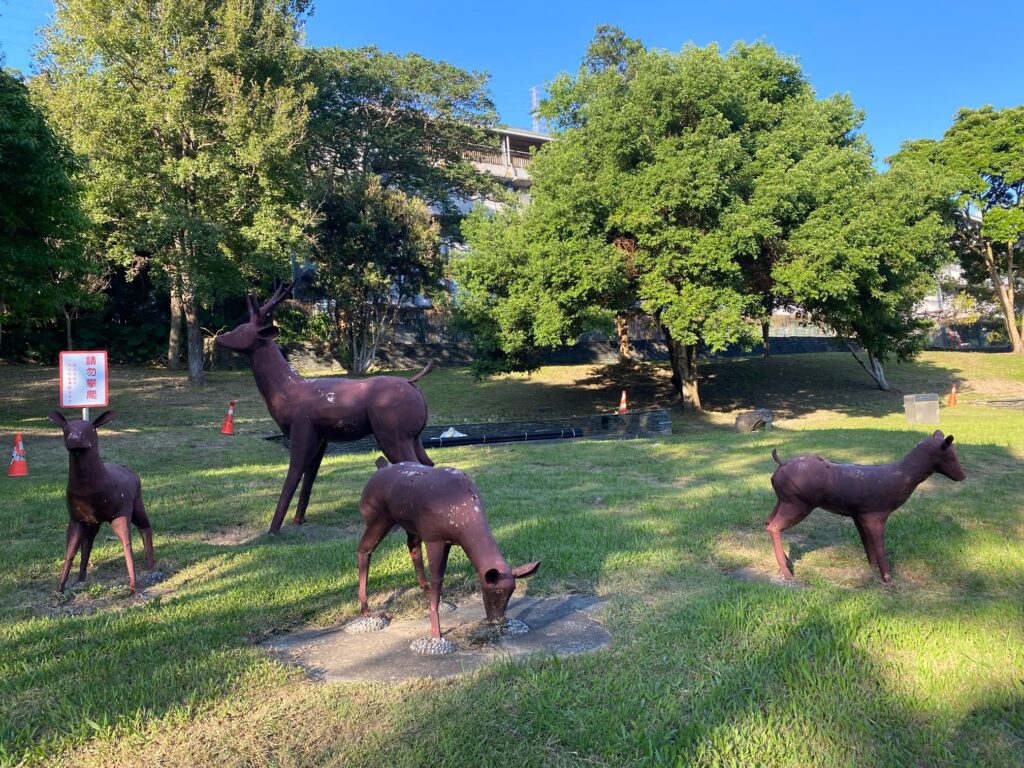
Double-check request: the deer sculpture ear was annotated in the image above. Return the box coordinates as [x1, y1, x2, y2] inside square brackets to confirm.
[943, 435, 955, 449]
[258, 325, 280, 340]
[375, 456, 389, 470]
[92, 410, 116, 428]
[48, 411, 68, 428]
[932, 429, 945, 439]
[511, 561, 541, 579]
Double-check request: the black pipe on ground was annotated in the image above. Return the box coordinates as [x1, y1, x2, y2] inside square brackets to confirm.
[425, 428, 584, 449]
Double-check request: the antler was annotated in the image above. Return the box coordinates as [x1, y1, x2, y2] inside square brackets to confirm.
[255, 282, 293, 323]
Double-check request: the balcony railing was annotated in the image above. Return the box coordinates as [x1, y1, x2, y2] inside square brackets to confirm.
[464, 144, 535, 169]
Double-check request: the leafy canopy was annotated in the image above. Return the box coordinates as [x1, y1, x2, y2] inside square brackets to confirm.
[304, 46, 497, 373]
[0, 69, 93, 331]
[456, 30, 954, 396]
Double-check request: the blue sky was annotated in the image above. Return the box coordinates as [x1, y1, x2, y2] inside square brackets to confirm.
[2, 0, 1022, 162]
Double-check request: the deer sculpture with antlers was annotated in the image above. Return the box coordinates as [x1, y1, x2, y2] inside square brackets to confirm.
[216, 283, 435, 533]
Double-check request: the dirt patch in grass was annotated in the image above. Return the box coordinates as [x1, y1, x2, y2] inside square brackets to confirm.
[712, 525, 879, 589]
[203, 521, 364, 547]
[26, 569, 174, 618]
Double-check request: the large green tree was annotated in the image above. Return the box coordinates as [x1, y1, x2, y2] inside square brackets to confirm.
[778, 151, 956, 389]
[909, 106, 1024, 353]
[35, 0, 313, 384]
[0, 69, 94, 350]
[457, 31, 951, 407]
[304, 46, 496, 372]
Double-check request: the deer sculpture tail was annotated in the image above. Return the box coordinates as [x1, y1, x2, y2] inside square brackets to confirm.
[407, 360, 434, 384]
[771, 448, 783, 466]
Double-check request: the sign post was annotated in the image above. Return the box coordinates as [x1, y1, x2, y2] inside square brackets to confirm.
[59, 351, 109, 419]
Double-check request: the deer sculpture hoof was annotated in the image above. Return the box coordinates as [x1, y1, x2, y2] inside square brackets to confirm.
[498, 618, 530, 636]
[410, 636, 456, 655]
[436, 600, 456, 615]
[344, 615, 389, 634]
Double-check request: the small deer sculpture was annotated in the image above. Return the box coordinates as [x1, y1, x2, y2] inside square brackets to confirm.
[216, 283, 435, 533]
[357, 458, 540, 648]
[766, 430, 966, 583]
[49, 410, 154, 594]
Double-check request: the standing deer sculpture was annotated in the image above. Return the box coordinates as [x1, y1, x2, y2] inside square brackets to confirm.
[356, 458, 540, 653]
[766, 430, 966, 583]
[216, 283, 435, 533]
[49, 410, 155, 594]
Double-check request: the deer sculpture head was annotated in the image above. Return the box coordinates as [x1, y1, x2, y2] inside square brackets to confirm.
[215, 283, 292, 354]
[927, 430, 966, 481]
[49, 410, 117, 452]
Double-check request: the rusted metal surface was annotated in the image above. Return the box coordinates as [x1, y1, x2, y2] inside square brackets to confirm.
[766, 430, 966, 583]
[216, 284, 434, 533]
[356, 458, 540, 649]
[49, 410, 155, 594]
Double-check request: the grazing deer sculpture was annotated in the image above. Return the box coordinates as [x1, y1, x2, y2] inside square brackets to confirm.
[357, 458, 540, 648]
[216, 283, 435, 533]
[49, 410, 155, 594]
[766, 430, 966, 583]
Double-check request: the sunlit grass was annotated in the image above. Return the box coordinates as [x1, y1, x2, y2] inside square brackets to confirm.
[0, 353, 1022, 766]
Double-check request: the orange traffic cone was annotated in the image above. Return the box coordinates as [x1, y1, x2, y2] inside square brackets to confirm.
[617, 390, 628, 414]
[221, 401, 236, 435]
[8, 433, 27, 477]
[947, 385, 958, 407]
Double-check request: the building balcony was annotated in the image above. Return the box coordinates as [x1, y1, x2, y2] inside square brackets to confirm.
[463, 127, 551, 188]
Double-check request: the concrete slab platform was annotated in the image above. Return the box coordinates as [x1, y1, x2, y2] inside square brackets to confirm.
[263, 595, 610, 682]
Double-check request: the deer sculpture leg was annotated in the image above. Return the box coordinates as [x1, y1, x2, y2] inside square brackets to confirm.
[293, 439, 327, 525]
[369, 412, 423, 465]
[765, 501, 813, 579]
[424, 540, 452, 638]
[58, 520, 87, 592]
[132, 487, 155, 570]
[356, 517, 395, 616]
[110, 516, 137, 594]
[413, 437, 434, 467]
[407, 533, 429, 591]
[77, 523, 101, 582]
[852, 516, 877, 568]
[860, 514, 893, 583]
[270, 426, 319, 534]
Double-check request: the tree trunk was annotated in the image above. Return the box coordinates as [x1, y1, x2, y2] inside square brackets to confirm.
[168, 278, 183, 370]
[663, 329, 701, 411]
[682, 342, 701, 409]
[64, 307, 74, 350]
[983, 240, 1024, 353]
[181, 274, 207, 386]
[866, 350, 889, 391]
[761, 321, 771, 359]
[665, 328, 682, 392]
[615, 314, 632, 359]
[845, 339, 890, 391]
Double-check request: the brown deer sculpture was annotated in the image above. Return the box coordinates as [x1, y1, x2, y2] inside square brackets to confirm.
[216, 283, 435, 533]
[766, 430, 966, 583]
[356, 458, 540, 653]
[49, 410, 155, 594]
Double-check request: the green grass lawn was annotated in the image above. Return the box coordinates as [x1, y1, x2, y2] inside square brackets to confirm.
[1, 352, 1022, 767]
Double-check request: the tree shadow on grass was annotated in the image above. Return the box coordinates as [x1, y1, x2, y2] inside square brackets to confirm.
[2, 420, 1022, 763]
[502, 351, 971, 423]
[330, 587, 1000, 767]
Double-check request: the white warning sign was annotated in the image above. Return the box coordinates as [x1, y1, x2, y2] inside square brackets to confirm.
[59, 351, 109, 408]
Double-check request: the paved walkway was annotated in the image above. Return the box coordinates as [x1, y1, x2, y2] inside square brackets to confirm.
[263, 595, 610, 682]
